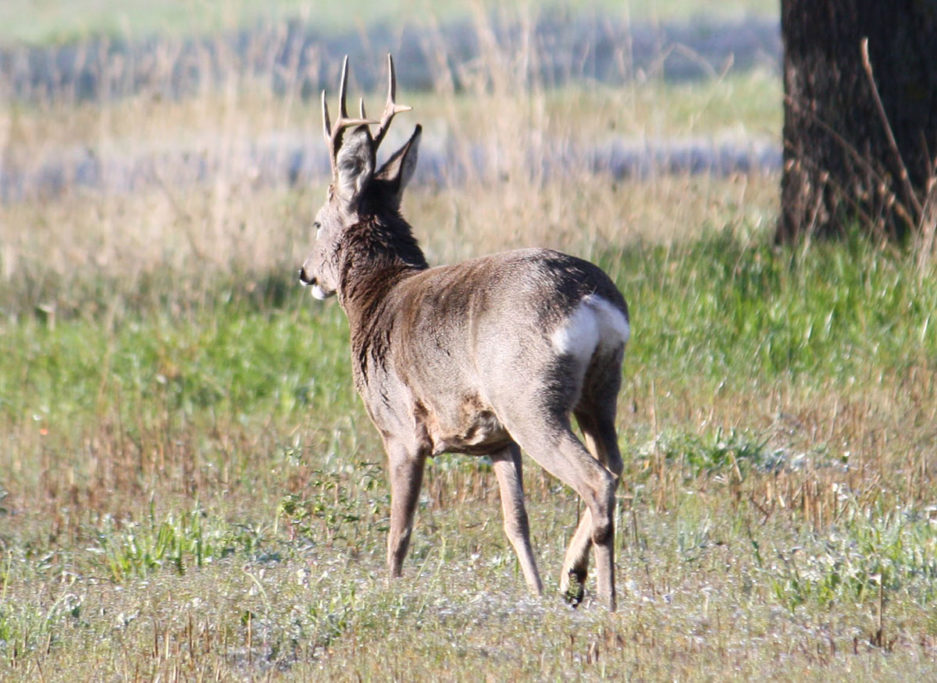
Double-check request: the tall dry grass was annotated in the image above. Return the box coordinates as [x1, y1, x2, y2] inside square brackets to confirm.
[0, 7, 782, 321]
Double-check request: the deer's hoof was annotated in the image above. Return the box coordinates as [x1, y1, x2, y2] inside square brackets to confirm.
[563, 571, 585, 607]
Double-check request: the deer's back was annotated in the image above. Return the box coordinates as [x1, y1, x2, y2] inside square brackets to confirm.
[359, 248, 628, 455]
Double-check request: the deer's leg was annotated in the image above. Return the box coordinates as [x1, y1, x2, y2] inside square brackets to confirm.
[562, 406, 624, 602]
[507, 419, 619, 610]
[546, 346, 624, 607]
[576, 411, 624, 479]
[490, 443, 543, 595]
[559, 508, 593, 605]
[582, 404, 624, 603]
[589, 486, 617, 612]
[385, 440, 427, 579]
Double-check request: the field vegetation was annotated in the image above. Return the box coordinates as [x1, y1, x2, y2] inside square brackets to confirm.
[2, 1, 936, 679]
[0, 0, 778, 45]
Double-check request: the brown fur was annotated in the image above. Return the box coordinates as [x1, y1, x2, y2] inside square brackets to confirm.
[299, 57, 630, 609]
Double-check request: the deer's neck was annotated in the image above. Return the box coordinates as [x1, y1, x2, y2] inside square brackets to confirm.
[337, 215, 428, 337]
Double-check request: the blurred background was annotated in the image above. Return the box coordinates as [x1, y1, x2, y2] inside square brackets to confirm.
[0, 0, 780, 313]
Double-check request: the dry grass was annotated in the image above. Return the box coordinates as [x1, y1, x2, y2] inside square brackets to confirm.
[0, 0, 779, 45]
[0, 17, 779, 311]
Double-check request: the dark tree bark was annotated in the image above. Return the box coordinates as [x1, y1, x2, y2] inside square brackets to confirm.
[779, 0, 937, 242]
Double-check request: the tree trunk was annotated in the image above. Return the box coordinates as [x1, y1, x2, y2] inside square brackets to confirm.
[779, 0, 937, 242]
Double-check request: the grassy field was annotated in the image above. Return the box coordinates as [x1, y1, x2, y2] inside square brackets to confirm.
[1, 0, 777, 45]
[2, 2, 937, 680]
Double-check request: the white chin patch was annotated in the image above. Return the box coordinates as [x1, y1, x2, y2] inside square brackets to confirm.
[310, 284, 331, 300]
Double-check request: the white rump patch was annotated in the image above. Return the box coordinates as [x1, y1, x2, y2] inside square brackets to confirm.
[550, 295, 630, 360]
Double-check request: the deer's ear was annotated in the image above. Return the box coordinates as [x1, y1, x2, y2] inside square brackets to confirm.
[375, 124, 421, 208]
[335, 125, 375, 205]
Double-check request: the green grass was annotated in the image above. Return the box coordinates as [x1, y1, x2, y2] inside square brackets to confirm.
[5, 228, 933, 434]
[2, 224, 937, 678]
[609, 229, 937, 387]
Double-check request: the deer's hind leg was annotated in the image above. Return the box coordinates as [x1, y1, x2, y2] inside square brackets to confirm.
[505, 413, 619, 610]
[560, 403, 623, 604]
[557, 349, 625, 606]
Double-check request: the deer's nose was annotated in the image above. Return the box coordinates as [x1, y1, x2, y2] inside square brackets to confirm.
[298, 267, 315, 286]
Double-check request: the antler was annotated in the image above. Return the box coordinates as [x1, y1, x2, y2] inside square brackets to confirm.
[320, 54, 411, 177]
[321, 56, 376, 177]
[372, 54, 412, 150]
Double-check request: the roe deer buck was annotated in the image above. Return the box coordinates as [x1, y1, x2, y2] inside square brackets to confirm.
[298, 55, 630, 610]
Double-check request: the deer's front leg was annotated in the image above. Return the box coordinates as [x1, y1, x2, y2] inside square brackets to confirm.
[491, 444, 543, 595]
[385, 440, 427, 578]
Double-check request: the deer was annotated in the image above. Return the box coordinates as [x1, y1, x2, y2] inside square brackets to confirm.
[298, 55, 630, 610]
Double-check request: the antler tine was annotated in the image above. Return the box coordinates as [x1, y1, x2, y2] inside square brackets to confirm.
[373, 53, 412, 149]
[338, 55, 349, 118]
[359, 97, 366, 119]
[320, 56, 352, 143]
[321, 89, 332, 143]
[386, 53, 397, 101]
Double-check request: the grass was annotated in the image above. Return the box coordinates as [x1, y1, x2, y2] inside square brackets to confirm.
[1, 0, 778, 46]
[3, 215, 937, 678]
[2, 2, 937, 679]
[1, 68, 780, 153]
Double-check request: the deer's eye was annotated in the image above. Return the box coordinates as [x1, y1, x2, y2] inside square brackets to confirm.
[314, 221, 322, 237]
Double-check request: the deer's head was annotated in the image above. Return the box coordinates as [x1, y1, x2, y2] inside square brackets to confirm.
[299, 55, 421, 300]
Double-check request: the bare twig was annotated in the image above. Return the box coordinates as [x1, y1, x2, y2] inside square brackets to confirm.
[783, 92, 917, 230]
[860, 37, 924, 223]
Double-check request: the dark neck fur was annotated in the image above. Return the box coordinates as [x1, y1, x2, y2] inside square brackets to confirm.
[337, 213, 428, 381]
